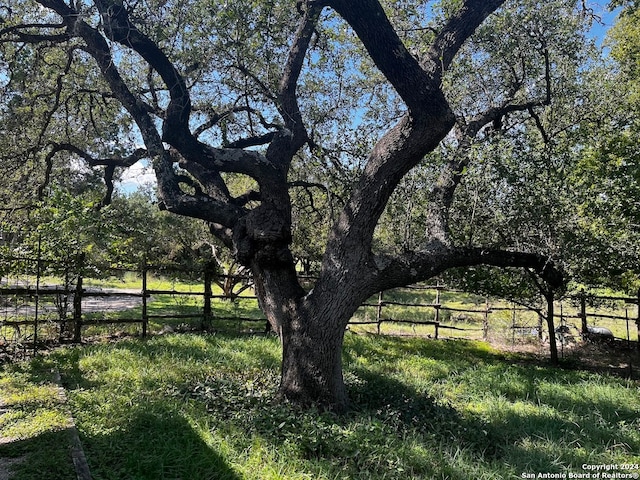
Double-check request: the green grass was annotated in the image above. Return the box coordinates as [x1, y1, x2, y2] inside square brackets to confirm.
[2, 334, 638, 479]
[0, 365, 77, 479]
[82, 271, 198, 290]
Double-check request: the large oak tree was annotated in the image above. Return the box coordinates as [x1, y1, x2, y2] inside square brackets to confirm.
[0, 0, 576, 410]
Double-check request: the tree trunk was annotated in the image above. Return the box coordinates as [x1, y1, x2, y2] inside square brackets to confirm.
[278, 317, 348, 411]
[251, 254, 362, 412]
[275, 281, 363, 411]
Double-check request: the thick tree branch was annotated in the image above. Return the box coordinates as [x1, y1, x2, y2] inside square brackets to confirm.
[35, 0, 253, 230]
[100, 163, 116, 208]
[225, 132, 277, 149]
[209, 223, 234, 249]
[48, 142, 148, 168]
[317, 0, 516, 257]
[263, 0, 321, 172]
[276, 1, 320, 133]
[327, 0, 445, 115]
[371, 247, 563, 294]
[174, 151, 232, 204]
[328, 0, 505, 115]
[232, 190, 262, 207]
[318, 0, 508, 270]
[0, 22, 69, 43]
[35, 0, 165, 157]
[92, 0, 191, 139]
[87, 0, 276, 183]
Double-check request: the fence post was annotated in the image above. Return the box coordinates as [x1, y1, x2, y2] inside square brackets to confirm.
[376, 291, 383, 335]
[559, 302, 564, 359]
[58, 267, 71, 342]
[72, 271, 83, 343]
[433, 282, 442, 340]
[71, 253, 85, 344]
[512, 303, 516, 346]
[434, 282, 441, 324]
[142, 265, 148, 338]
[546, 289, 558, 365]
[580, 288, 587, 334]
[625, 308, 631, 348]
[537, 305, 543, 342]
[33, 235, 42, 355]
[202, 263, 214, 331]
[483, 297, 489, 340]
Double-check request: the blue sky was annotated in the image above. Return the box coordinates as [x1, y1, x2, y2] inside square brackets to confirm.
[589, 0, 620, 44]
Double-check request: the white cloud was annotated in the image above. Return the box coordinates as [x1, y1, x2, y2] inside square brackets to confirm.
[116, 160, 157, 193]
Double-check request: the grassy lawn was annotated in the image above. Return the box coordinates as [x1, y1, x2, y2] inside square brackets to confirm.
[0, 366, 76, 479]
[2, 333, 639, 479]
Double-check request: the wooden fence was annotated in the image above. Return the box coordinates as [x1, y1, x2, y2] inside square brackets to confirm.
[1, 257, 639, 359]
[353, 283, 488, 339]
[355, 286, 637, 344]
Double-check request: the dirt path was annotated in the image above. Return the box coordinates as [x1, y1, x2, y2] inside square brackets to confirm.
[81, 289, 144, 312]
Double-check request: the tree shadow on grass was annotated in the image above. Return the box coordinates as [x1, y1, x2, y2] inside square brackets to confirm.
[347, 367, 501, 453]
[0, 429, 76, 480]
[79, 403, 240, 480]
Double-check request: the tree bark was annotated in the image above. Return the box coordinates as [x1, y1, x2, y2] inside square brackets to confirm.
[279, 314, 349, 411]
[249, 259, 350, 411]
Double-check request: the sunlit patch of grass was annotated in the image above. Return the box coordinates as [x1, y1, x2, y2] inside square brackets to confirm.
[83, 271, 205, 291]
[0, 408, 70, 440]
[0, 364, 76, 480]
[0, 373, 62, 408]
[0, 370, 68, 439]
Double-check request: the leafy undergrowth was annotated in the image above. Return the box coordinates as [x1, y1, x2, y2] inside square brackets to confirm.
[6, 334, 640, 479]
